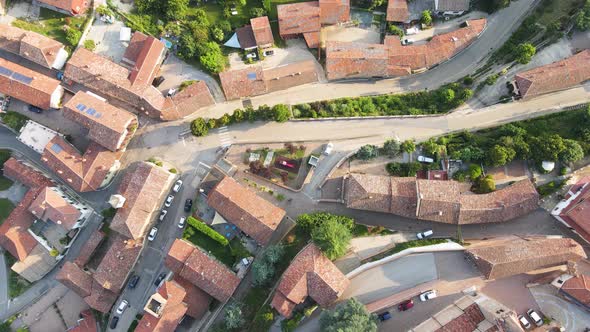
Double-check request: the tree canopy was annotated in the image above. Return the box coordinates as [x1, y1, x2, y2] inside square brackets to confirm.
[320, 298, 377, 332]
[515, 43, 536, 64]
[356, 145, 379, 160]
[311, 219, 352, 260]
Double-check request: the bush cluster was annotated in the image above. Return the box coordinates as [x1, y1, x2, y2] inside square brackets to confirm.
[251, 245, 285, 286]
[296, 212, 354, 233]
[186, 216, 229, 246]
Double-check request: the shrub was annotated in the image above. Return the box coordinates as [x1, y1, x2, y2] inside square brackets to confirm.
[252, 244, 285, 286]
[356, 144, 379, 160]
[191, 118, 209, 136]
[468, 164, 482, 180]
[250, 7, 266, 17]
[224, 302, 244, 330]
[169, 168, 177, 174]
[155, 161, 163, 167]
[386, 162, 421, 177]
[83, 39, 96, 51]
[186, 216, 229, 246]
[421, 10, 432, 25]
[272, 104, 291, 122]
[281, 312, 304, 332]
[400, 140, 416, 154]
[49, 249, 59, 257]
[463, 76, 474, 86]
[484, 74, 499, 85]
[388, 24, 404, 37]
[179, 80, 196, 91]
[65, 27, 82, 46]
[515, 43, 536, 64]
[382, 139, 400, 157]
[296, 212, 355, 233]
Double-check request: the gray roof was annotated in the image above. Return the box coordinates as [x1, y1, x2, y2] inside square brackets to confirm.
[436, 0, 470, 11]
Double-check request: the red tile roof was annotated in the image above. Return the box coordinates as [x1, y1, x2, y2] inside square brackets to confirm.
[135, 280, 188, 332]
[41, 136, 121, 192]
[93, 235, 142, 292]
[128, 36, 166, 87]
[416, 179, 462, 223]
[28, 187, 81, 230]
[557, 179, 590, 243]
[435, 303, 485, 332]
[63, 91, 137, 152]
[207, 177, 286, 245]
[36, 0, 89, 14]
[164, 239, 240, 302]
[122, 32, 149, 66]
[2, 157, 54, 189]
[236, 25, 257, 50]
[174, 277, 212, 319]
[515, 50, 590, 99]
[251, 16, 274, 47]
[160, 81, 215, 121]
[110, 162, 172, 240]
[0, 57, 62, 109]
[303, 31, 320, 48]
[84, 280, 118, 313]
[465, 237, 587, 280]
[326, 41, 390, 80]
[271, 244, 349, 318]
[386, 0, 409, 22]
[74, 229, 105, 267]
[0, 24, 65, 69]
[319, 0, 350, 25]
[561, 274, 590, 306]
[277, 2, 321, 38]
[219, 60, 318, 100]
[67, 309, 97, 332]
[56, 261, 93, 298]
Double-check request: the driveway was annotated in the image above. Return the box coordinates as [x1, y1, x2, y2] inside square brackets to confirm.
[530, 284, 590, 332]
[85, 19, 128, 63]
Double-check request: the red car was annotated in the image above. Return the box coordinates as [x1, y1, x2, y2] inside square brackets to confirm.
[280, 160, 295, 168]
[398, 299, 414, 311]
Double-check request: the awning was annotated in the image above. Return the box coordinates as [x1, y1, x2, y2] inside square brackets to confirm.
[223, 32, 241, 49]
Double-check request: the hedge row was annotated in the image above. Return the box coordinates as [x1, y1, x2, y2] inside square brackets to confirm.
[187, 216, 229, 246]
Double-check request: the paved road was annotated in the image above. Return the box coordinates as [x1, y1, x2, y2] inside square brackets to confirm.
[530, 284, 590, 331]
[0, 253, 7, 314]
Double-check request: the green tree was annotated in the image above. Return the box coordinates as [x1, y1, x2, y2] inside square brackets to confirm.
[251, 244, 285, 286]
[263, 0, 272, 12]
[218, 20, 232, 33]
[224, 302, 244, 330]
[368, 0, 384, 10]
[530, 134, 565, 161]
[575, 0, 590, 30]
[190, 118, 209, 136]
[200, 51, 226, 73]
[400, 140, 416, 154]
[382, 139, 400, 157]
[488, 145, 516, 166]
[388, 24, 404, 37]
[468, 164, 482, 180]
[356, 145, 379, 160]
[165, 0, 189, 20]
[217, 113, 231, 127]
[421, 10, 432, 25]
[320, 298, 377, 332]
[515, 43, 536, 64]
[450, 146, 484, 162]
[65, 28, 82, 46]
[311, 219, 352, 260]
[178, 33, 198, 59]
[211, 26, 224, 42]
[296, 212, 354, 233]
[191, 8, 210, 26]
[476, 175, 496, 193]
[250, 7, 266, 17]
[422, 138, 445, 156]
[189, 24, 210, 44]
[559, 139, 584, 163]
[272, 104, 291, 122]
[439, 88, 455, 103]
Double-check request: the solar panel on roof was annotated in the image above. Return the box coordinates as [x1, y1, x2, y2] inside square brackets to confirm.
[94, 112, 102, 118]
[86, 108, 96, 116]
[0, 66, 13, 77]
[247, 73, 257, 80]
[76, 104, 86, 111]
[11, 72, 33, 85]
[50, 143, 63, 153]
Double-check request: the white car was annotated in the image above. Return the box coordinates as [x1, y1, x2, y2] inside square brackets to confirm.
[246, 53, 257, 59]
[518, 315, 531, 329]
[419, 290, 437, 302]
[417, 155, 434, 163]
[159, 210, 167, 221]
[406, 27, 419, 35]
[178, 217, 186, 229]
[324, 142, 334, 155]
[167, 88, 176, 96]
[173, 179, 183, 193]
[417, 229, 433, 239]
[527, 309, 543, 326]
[164, 195, 174, 208]
[116, 300, 129, 314]
[148, 227, 158, 241]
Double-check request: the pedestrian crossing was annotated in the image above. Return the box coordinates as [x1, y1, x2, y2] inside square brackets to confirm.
[218, 126, 232, 148]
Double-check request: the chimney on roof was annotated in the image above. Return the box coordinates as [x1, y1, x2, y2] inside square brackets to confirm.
[67, 178, 72, 182]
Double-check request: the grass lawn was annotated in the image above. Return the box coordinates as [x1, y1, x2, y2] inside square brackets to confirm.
[535, 0, 585, 26]
[182, 226, 249, 267]
[0, 199, 15, 225]
[4, 253, 31, 299]
[11, 8, 86, 48]
[198, 0, 308, 28]
[0, 111, 29, 132]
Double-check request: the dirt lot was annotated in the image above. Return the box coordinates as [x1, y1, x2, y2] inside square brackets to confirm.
[485, 160, 530, 185]
[321, 26, 381, 45]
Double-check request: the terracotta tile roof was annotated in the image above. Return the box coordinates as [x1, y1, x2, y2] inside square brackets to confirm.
[128, 36, 165, 87]
[41, 136, 121, 192]
[345, 174, 538, 224]
[208, 176, 286, 245]
[63, 91, 137, 152]
[28, 187, 81, 230]
[68, 309, 97, 332]
[271, 244, 349, 318]
[251, 16, 274, 47]
[561, 274, 590, 306]
[135, 280, 188, 332]
[110, 162, 172, 240]
[435, 303, 485, 332]
[56, 261, 92, 298]
[319, 0, 350, 25]
[435, 0, 470, 12]
[277, 2, 321, 37]
[344, 174, 417, 218]
[74, 229, 105, 267]
[219, 60, 318, 100]
[387, 0, 409, 22]
[160, 81, 215, 121]
[36, 0, 89, 14]
[557, 179, 590, 243]
[122, 32, 149, 66]
[515, 50, 590, 99]
[303, 31, 320, 48]
[2, 157, 54, 190]
[93, 235, 142, 292]
[465, 237, 587, 280]
[164, 239, 240, 302]
[0, 24, 65, 68]
[326, 41, 390, 80]
[84, 280, 118, 313]
[236, 25, 257, 50]
[174, 277, 212, 319]
[0, 57, 62, 109]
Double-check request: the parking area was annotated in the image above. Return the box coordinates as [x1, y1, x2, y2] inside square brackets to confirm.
[85, 19, 128, 63]
[530, 284, 590, 331]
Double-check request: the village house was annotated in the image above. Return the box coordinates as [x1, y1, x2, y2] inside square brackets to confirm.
[0, 24, 68, 69]
[33, 0, 89, 15]
[552, 177, 590, 244]
[235, 16, 275, 51]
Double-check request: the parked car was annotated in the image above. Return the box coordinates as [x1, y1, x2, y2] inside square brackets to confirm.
[527, 309, 543, 326]
[127, 275, 140, 289]
[116, 300, 129, 314]
[324, 142, 334, 155]
[110, 317, 119, 329]
[405, 27, 419, 35]
[184, 199, 193, 212]
[419, 290, 437, 302]
[518, 315, 531, 329]
[417, 155, 434, 163]
[27, 105, 42, 113]
[246, 53, 257, 59]
[159, 210, 167, 221]
[377, 311, 391, 321]
[178, 217, 186, 229]
[164, 195, 174, 207]
[398, 299, 414, 311]
[148, 227, 158, 241]
[417, 229, 433, 239]
[172, 179, 183, 193]
[154, 272, 167, 286]
[401, 38, 415, 45]
[263, 50, 275, 56]
[152, 76, 165, 87]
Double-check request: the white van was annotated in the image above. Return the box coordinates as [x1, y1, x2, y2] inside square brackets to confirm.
[418, 155, 434, 163]
[417, 229, 433, 239]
